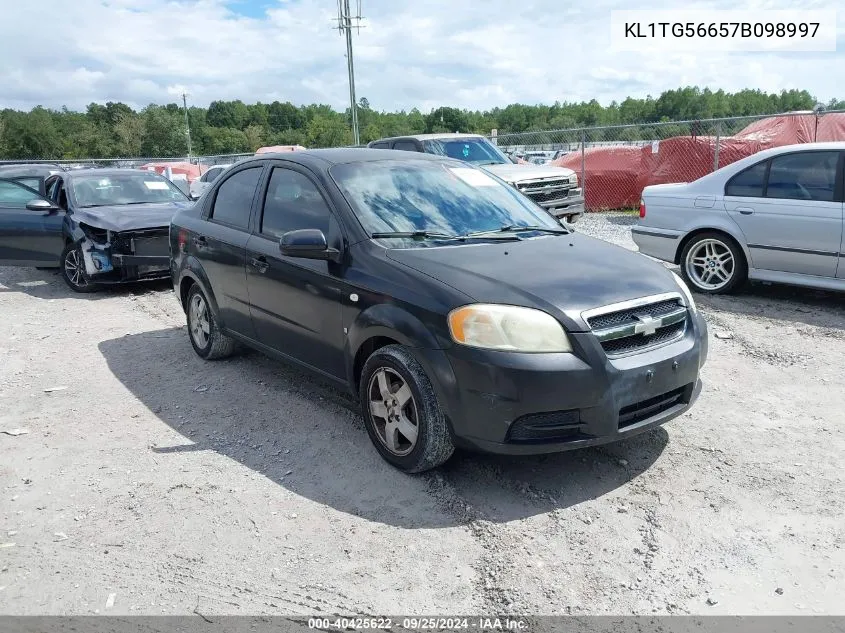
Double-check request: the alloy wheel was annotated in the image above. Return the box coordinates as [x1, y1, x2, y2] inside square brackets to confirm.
[685, 238, 735, 291]
[367, 368, 419, 456]
[63, 248, 88, 289]
[189, 293, 211, 349]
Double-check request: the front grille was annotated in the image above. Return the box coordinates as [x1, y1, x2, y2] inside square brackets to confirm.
[507, 410, 584, 443]
[525, 189, 571, 205]
[618, 386, 688, 428]
[601, 320, 686, 355]
[516, 178, 574, 206]
[587, 299, 681, 330]
[113, 228, 169, 257]
[586, 297, 688, 356]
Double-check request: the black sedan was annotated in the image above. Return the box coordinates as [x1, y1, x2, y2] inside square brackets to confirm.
[170, 149, 707, 472]
[0, 169, 193, 292]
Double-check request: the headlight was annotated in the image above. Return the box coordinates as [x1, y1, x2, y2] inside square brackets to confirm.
[448, 304, 572, 353]
[671, 271, 697, 313]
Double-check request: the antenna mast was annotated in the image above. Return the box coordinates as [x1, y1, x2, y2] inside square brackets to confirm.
[335, 0, 363, 145]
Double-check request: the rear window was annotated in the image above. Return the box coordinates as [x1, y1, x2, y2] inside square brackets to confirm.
[725, 161, 767, 197]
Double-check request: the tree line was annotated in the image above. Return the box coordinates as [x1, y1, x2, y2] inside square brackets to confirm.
[0, 87, 841, 160]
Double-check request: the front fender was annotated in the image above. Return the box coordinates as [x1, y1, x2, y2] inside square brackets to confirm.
[344, 303, 446, 385]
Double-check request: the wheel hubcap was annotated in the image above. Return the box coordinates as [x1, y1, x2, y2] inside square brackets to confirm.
[189, 294, 211, 349]
[685, 239, 734, 290]
[64, 249, 87, 287]
[367, 368, 419, 456]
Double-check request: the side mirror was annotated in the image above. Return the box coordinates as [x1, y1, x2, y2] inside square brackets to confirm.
[280, 229, 341, 262]
[26, 199, 58, 212]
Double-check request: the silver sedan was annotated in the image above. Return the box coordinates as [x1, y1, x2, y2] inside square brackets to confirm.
[632, 142, 845, 294]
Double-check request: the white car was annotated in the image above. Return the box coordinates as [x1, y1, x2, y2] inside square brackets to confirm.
[189, 164, 232, 199]
[632, 142, 845, 294]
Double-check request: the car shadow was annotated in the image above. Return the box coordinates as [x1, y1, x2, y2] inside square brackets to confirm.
[698, 281, 845, 332]
[0, 266, 170, 301]
[99, 328, 669, 529]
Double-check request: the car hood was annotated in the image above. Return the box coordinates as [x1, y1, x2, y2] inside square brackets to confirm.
[482, 163, 576, 183]
[72, 201, 194, 231]
[386, 233, 680, 332]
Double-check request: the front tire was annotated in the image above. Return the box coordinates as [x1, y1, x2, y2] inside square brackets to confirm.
[60, 243, 100, 293]
[680, 232, 746, 294]
[359, 345, 454, 473]
[185, 284, 236, 360]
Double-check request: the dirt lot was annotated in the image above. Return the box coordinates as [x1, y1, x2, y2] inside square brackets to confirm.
[1, 213, 844, 616]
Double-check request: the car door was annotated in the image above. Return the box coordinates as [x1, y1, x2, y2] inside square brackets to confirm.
[244, 163, 346, 379]
[0, 178, 66, 266]
[198, 163, 266, 339]
[723, 150, 843, 278]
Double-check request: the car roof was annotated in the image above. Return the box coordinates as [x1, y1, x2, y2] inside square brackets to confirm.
[235, 148, 449, 168]
[65, 168, 168, 178]
[371, 133, 486, 143]
[0, 163, 65, 176]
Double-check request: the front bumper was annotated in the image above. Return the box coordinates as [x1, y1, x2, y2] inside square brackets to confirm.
[417, 312, 707, 455]
[543, 195, 585, 218]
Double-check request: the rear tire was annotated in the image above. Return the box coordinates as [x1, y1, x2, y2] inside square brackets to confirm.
[679, 231, 747, 295]
[185, 284, 236, 360]
[359, 345, 454, 473]
[566, 213, 579, 224]
[60, 243, 100, 293]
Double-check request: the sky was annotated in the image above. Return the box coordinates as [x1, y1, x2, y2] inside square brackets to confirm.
[1, 0, 843, 113]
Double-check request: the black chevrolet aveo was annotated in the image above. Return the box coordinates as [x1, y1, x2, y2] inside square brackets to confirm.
[170, 149, 708, 473]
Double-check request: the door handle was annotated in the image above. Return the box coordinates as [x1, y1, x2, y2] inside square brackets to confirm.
[736, 207, 754, 215]
[250, 256, 269, 273]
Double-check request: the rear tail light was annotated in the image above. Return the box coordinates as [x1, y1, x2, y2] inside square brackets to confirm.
[177, 229, 188, 251]
[639, 199, 646, 218]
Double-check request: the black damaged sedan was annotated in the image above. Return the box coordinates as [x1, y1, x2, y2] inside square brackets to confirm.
[0, 169, 192, 292]
[170, 149, 708, 472]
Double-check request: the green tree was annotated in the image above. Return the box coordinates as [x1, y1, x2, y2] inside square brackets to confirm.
[140, 106, 187, 156]
[306, 114, 352, 147]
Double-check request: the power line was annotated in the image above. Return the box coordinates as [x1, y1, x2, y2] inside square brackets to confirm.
[334, 0, 364, 145]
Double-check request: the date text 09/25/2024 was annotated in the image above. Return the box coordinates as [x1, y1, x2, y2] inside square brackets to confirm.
[308, 617, 529, 630]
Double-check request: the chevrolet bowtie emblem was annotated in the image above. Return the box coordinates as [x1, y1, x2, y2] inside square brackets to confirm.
[633, 313, 660, 336]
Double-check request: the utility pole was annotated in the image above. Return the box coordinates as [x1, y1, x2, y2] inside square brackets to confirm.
[335, 0, 364, 145]
[182, 92, 193, 161]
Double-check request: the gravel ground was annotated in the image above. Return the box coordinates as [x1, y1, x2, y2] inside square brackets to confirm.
[1, 213, 844, 616]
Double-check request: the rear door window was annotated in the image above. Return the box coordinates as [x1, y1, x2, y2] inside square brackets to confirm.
[392, 141, 419, 152]
[725, 161, 767, 197]
[210, 166, 263, 230]
[764, 151, 839, 202]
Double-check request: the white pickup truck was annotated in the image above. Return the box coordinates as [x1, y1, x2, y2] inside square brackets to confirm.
[367, 133, 585, 223]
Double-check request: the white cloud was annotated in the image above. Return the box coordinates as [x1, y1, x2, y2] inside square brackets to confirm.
[0, 0, 842, 113]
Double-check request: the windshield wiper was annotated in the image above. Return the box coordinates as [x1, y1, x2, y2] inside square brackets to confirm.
[371, 230, 459, 240]
[371, 230, 520, 242]
[463, 224, 570, 238]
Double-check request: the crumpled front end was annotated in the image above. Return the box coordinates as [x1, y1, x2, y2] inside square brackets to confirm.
[78, 224, 170, 283]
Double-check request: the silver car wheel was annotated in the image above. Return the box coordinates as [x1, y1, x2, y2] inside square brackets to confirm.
[63, 248, 87, 288]
[685, 238, 735, 291]
[367, 368, 419, 456]
[188, 293, 211, 349]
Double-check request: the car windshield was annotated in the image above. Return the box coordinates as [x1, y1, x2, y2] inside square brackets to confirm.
[71, 173, 189, 207]
[422, 138, 510, 165]
[330, 159, 562, 247]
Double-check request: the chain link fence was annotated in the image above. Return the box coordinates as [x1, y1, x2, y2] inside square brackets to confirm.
[3, 110, 844, 211]
[492, 110, 845, 211]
